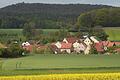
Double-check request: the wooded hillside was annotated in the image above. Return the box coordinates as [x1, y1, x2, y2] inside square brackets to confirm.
[0, 3, 111, 29]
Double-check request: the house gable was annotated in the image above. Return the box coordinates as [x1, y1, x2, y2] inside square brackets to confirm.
[84, 37, 92, 46]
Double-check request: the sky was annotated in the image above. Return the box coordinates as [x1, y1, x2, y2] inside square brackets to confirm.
[0, 0, 120, 8]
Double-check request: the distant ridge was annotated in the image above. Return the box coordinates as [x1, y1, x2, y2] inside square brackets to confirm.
[0, 3, 112, 29]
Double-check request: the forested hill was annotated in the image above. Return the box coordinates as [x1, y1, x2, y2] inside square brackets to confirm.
[0, 3, 111, 29]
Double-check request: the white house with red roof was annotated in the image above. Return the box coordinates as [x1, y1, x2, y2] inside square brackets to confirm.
[50, 37, 88, 54]
[51, 41, 73, 54]
[22, 42, 33, 52]
[60, 42, 73, 53]
[73, 41, 87, 53]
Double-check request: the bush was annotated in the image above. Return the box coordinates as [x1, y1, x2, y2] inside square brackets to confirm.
[90, 47, 98, 54]
[33, 46, 53, 54]
[0, 43, 29, 58]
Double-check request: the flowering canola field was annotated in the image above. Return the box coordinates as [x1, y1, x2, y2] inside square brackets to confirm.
[0, 73, 120, 80]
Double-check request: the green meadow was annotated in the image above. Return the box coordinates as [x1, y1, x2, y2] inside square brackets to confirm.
[0, 54, 120, 76]
[104, 27, 120, 41]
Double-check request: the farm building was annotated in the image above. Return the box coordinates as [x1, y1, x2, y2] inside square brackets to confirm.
[22, 42, 33, 52]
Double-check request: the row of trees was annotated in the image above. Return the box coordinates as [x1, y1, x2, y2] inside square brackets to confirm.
[22, 21, 70, 43]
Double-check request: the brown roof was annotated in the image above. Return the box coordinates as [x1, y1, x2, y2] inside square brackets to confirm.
[65, 37, 79, 43]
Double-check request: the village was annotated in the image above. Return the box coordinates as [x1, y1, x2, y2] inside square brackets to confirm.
[22, 35, 120, 55]
[0, 1, 120, 79]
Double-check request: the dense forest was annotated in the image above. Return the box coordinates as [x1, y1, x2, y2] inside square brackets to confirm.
[0, 3, 111, 29]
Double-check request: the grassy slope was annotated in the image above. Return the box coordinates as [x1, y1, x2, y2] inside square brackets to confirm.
[0, 54, 120, 76]
[2, 54, 120, 70]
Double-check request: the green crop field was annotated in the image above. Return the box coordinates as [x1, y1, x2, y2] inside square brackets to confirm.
[104, 27, 120, 41]
[0, 54, 120, 76]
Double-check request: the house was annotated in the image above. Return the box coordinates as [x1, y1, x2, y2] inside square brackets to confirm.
[90, 36, 99, 43]
[50, 44, 60, 54]
[94, 41, 117, 53]
[83, 37, 94, 54]
[94, 43, 104, 53]
[73, 41, 87, 53]
[50, 42, 73, 54]
[60, 42, 73, 53]
[115, 48, 120, 53]
[50, 36, 100, 54]
[22, 42, 33, 52]
[83, 37, 93, 46]
[115, 42, 120, 46]
[84, 45, 91, 55]
[22, 42, 30, 47]
[55, 41, 61, 49]
[107, 42, 115, 47]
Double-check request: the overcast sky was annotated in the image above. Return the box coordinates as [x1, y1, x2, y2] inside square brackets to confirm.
[0, 0, 120, 8]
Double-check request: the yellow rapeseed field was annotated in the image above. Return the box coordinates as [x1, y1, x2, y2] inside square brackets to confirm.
[0, 73, 120, 80]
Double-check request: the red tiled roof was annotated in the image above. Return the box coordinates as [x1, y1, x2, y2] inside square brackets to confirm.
[101, 41, 110, 46]
[95, 43, 104, 52]
[100, 41, 115, 47]
[107, 42, 115, 47]
[23, 45, 33, 52]
[66, 37, 78, 43]
[61, 43, 72, 49]
[115, 42, 120, 46]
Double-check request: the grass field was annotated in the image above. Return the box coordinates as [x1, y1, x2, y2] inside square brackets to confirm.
[104, 27, 120, 41]
[0, 54, 120, 76]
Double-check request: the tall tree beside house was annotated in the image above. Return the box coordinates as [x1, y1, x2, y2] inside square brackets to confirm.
[92, 27, 109, 40]
[23, 22, 37, 40]
[76, 8, 118, 40]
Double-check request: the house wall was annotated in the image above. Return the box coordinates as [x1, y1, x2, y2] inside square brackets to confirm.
[73, 42, 86, 53]
[61, 49, 71, 53]
[84, 38, 92, 46]
[84, 45, 91, 55]
[55, 42, 61, 48]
